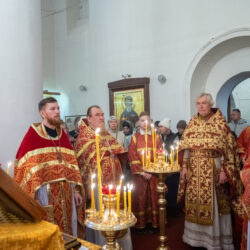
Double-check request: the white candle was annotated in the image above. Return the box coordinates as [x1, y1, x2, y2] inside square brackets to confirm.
[7, 161, 11, 175]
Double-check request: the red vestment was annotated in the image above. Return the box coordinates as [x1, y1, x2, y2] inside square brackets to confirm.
[14, 123, 84, 235]
[128, 132, 162, 228]
[237, 126, 250, 250]
[75, 121, 127, 186]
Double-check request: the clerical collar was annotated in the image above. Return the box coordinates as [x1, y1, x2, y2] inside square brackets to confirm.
[44, 125, 58, 138]
[140, 129, 151, 135]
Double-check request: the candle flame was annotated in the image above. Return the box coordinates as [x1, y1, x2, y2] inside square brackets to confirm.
[91, 183, 95, 189]
[171, 145, 174, 150]
[117, 185, 120, 191]
[124, 186, 127, 191]
[141, 150, 144, 155]
[120, 175, 124, 180]
[95, 128, 100, 135]
[151, 123, 154, 128]
[145, 120, 148, 124]
[7, 161, 11, 167]
[91, 173, 96, 179]
[109, 184, 113, 190]
[127, 184, 133, 190]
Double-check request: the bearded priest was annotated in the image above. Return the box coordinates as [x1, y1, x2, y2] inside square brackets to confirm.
[14, 97, 85, 237]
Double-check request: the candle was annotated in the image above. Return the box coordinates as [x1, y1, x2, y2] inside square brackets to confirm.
[119, 175, 124, 188]
[116, 185, 120, 217]
[151, 124, 156, 167]
[91, 184, 95, 210]
[147, 151, 151, 165]
[109, 184, 113, 216]
[7, 161, 11, 175]
[128, 184, 133, 215]
[91, 173, 96, 186]
[141, 150, 145, 167]
[145, 120, 148, 166]
[171, 146, 174, 167]
[95, 128, 103, 217]
[124, 186, 127, 213]
[176, 142, 179, 166]
[165, 152, 168, 168]
[163, 150, 166, 166]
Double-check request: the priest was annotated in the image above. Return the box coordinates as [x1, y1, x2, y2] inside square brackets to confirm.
[14, 97, 85, 237]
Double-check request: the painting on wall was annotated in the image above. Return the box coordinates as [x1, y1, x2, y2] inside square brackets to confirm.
[65, 115, 87, 132]
[108, 78, 150, 129]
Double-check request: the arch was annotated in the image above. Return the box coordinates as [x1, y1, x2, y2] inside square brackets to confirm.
[185, 28, 250, 118]
[216, 72, 250, 119]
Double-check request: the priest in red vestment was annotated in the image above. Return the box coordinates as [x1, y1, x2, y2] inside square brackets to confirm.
[75, 105, 132, 249]
[75, 105, 127, 187]
[14, 97, 85, 237]
[129, 112, 162, 232]
[237, 126, 250, 250]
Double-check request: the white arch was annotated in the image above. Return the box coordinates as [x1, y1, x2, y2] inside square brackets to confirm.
[185, 27, 250, 117]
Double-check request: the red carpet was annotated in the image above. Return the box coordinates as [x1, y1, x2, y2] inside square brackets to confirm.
[131, 212, 206, 250]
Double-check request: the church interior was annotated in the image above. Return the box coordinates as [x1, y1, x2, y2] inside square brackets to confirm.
[1, 0, 250, 249]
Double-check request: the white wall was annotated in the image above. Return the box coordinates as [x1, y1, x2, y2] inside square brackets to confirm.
[42, 0, 250, 130]
[0, 0, 42, 175]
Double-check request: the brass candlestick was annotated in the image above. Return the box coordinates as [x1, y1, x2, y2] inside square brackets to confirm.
[85, 194, 136, 250]
[143, 152, 180, 250]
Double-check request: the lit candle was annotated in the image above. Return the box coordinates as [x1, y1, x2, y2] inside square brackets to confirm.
[109, 184, 113, 216]
[116, 185, 120, 217]
[128, 184, 133, 215]
[7, 161, 11, 175]
[119, 175, 124, 188]
[151, 124, 156, 167]
[91, 173, 96, 186]
[145, 120, 148, 166]
[141, 150, 145, 167]
[171, 146, 174, 167]
[176, 142, 179, 166]
[124, 186, 127, 213]
[95, 128, 103, 217]
[91, 184, 95, 210]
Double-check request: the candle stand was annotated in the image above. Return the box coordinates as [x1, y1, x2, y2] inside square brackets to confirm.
[85, 194, 136, 250]
[143, 153, 180, 250]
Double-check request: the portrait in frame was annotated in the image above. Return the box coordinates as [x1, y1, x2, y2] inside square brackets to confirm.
[108, 78, 150, 129]
[65, 115, 87, 131]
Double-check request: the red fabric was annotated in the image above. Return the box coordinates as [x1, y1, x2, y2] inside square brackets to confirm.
[132, 174, 159, 228]
[75, 121, 127, 185]
[16, 126, 72, 161]
[237, 127, 250, 250]
[129, 132, 161, 228]
[14, 123, 84, 235]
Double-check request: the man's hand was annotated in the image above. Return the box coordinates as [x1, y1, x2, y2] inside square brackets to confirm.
[219, 171, 228, 184]
[181, 168, 188, 180]
[142, 173, 152, 180]
[74, 192, 83, 206]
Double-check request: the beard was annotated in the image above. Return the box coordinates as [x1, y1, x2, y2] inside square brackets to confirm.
[47, 117, 62, 130]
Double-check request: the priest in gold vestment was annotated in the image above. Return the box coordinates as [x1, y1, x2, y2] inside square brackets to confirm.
[178, 93, 243, 250]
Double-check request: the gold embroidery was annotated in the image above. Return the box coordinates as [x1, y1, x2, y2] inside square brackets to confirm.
[17, 147, 77, 169]
[20, 160, 81, 190]
[131, 160, 141, 165]
[32, 123, 62, 140]
[60, 182, 69, 233]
